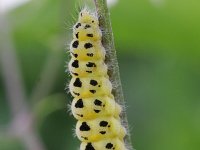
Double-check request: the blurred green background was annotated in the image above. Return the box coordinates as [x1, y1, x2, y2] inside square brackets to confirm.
[0, 0, 200, 150]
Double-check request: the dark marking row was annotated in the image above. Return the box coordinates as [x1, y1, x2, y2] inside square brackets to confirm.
[71, 60, 96, 68]
[79, 121, 110, 135]
[72, 78, 101, 96]
[71, 52, 94, 59]
[71, 60, 96, 75]
[79, 121, 110, 131]
[75, 23, 91, 29]
[85, 142, 114, 150]
[73, 78, 99, 87]
[75, 99, 104, 108]
[72, 40, 93, 49]
[74, 99, 105, 118]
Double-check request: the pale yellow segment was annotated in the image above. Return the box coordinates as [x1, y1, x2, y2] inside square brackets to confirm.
[73, 23, 102, 41]
[76, 116, 126, 142]
[80, 138, 127, 150]
[69, 77, 113, 98]
[70, 40, 105, 61]
[69, 59, 108, 78]
[71, 96, 122, 121]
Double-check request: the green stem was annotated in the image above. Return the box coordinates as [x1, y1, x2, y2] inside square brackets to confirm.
[93, 0, 133, 149]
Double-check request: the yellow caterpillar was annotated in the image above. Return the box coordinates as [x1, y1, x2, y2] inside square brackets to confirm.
[69, 8, 127, 150]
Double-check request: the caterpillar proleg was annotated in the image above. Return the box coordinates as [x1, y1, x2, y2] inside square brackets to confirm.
[69, 8, 127, 150]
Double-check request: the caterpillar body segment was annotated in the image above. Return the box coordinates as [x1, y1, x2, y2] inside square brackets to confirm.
[81, 138, 127, 150]
[68, 59, 108, 78]
[71, 96, 122, 121]
[69, 77, 113, 98]
[70, 39, 106, 61]
[69, 8, 127, 150]
[76, 117, 126, 142]
[73, 23, 102, 41]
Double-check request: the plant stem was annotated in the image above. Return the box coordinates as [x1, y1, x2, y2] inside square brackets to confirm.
[93, 0, 133, 149]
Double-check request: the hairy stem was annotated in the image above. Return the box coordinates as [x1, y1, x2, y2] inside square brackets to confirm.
[93, 0, 133, 149]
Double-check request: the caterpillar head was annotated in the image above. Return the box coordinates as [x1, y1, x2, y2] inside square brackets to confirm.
[78, 9, 99, 26]
[73, 9, 101, 41]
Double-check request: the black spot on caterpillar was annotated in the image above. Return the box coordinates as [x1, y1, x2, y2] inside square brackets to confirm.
[73, 78, 82, 87]
[76, 32, 79, 39]
[81, 136, 88, 140]
[80, 122, 90, 131]
[71, 72, 78, 76]
[75, 99, 84, 108]
[86, 62, 96, 67]
[106, 143, 114, 149]
[90, 90, 96, 94]
[87, 34, 94, 37]
[94, 109, 101, 113]
[85, 24, 91, 29]
[73, 91, 80, 96]
[72, 60, 79, 68]
[86, 71, 92, 73]
[99, 121, 108, 127]
[77, 114, 83, 117]
[76, 23, 81, 28]
[90, 80, 98, 86]
[71, 52, 78, 58]
[87, 53, 94, 57]
[72, 40, 79, 48]
[84, 43, 93, 49]
[94, 99, 102, 106]
[86, 143, 95, 150]
[99, 131, 106, 135]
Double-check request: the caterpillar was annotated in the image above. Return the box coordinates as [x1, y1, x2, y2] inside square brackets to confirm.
[68, 8, 127, 150]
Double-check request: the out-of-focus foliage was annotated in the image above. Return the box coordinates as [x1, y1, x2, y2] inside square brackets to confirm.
[0, 0, 200, 150]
